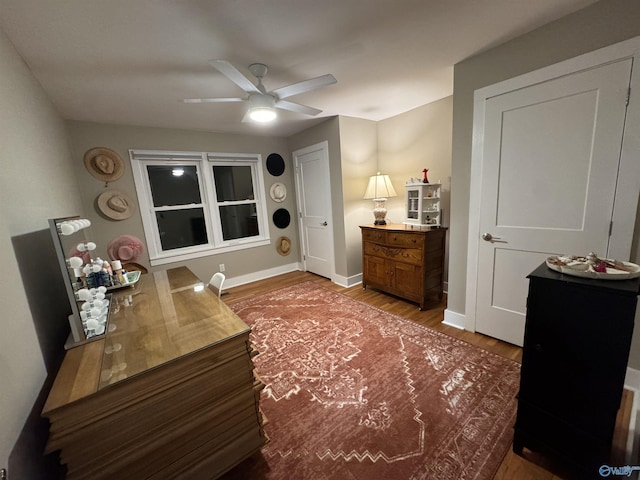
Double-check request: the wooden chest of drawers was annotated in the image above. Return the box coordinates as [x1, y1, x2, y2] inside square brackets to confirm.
[42, 267, 266, 480]
[360, 225, 447, 309]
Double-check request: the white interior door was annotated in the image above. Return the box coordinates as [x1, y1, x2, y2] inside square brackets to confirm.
[293, 141, 334, 279]
[475, 59, 632, 346]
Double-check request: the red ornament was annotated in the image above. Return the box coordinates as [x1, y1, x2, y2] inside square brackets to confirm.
[594, 261, 607, 273]
[422, 168, 429, 184]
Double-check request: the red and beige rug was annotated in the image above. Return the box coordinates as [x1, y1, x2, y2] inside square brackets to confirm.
[225, 282, 520, 480]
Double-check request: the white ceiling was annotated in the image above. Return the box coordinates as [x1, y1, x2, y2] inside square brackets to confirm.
[0, 0, 597, 137]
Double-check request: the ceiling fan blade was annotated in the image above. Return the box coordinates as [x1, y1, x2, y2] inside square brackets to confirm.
[209, 60, 261, 94]
[241, 109, 254, 123]
[272, 74, 337, 100]
[276, 99, 322, 116]
[182, 97, 244, 104]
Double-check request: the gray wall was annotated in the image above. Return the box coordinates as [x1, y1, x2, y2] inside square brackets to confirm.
[66, 121, 298, 284]
[287, 117, 348, 278]
[448, 0, 640, 367]
[0, 27, 84, 477]
[286, 102, 454, 284]
[378, 96, 453, 283]
[337, 116, 378, 280]
[449, 0, 640, 313]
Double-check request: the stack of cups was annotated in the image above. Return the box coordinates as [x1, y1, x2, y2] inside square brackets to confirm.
[77, 286, 109, 338]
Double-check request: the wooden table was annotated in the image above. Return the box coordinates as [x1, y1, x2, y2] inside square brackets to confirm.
[42, 267, 266, 479]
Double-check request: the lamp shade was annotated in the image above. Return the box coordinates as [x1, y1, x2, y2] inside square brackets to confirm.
[364, 173, 397, 199]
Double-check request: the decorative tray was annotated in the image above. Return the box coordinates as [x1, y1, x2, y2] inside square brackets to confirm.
[546, 253, 640, 280]
[106, 270, 141, 291]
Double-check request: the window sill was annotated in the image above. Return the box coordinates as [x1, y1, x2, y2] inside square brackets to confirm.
[149, 238, 271, 267]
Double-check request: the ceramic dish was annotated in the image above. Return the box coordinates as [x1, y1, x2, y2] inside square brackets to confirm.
[546, 255, 640, 280]
[106, 270, 141, 291]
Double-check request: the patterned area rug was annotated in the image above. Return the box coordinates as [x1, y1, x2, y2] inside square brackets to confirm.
[224, 282, 520, 480]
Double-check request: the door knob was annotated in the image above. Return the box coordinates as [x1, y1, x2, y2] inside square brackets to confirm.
[321, 221, 328, 226]
[482, 232, 504, 243]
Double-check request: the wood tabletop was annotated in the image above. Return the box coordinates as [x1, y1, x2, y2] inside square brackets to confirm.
[360, 223, 447, 232]
[43, 266, 250, 413]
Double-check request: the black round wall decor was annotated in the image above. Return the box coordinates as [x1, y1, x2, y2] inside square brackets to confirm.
[272, 208, 291, 229]
[266, 153, 285, 176]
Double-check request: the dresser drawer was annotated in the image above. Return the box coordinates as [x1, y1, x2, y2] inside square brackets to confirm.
[364, 242, 423, 266]
[387, 231, 424, 248]
[362, 229, 386, 244]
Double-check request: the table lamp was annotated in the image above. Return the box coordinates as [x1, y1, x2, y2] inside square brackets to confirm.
[364, 172, 397, 225]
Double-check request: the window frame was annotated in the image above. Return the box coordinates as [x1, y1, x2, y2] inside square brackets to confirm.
[130, 149, 270, 266]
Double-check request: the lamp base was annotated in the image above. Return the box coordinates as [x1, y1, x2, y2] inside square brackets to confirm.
[371, 198, 388, 226]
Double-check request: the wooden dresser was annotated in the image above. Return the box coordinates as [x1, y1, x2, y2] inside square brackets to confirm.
[42, 267, 266, 480]
[514, 263, 638, 478]
[360, 224, 447, 309]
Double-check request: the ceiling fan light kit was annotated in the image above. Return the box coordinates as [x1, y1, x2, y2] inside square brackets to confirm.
[248, 93, 277, 122]
[184, 60, 336, 123]
[249, 106, 277, 122]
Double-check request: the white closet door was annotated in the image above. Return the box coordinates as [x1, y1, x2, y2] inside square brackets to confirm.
[475, 58, 632, 346]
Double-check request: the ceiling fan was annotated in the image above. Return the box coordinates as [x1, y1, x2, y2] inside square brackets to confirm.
[183, 60, 337, 122]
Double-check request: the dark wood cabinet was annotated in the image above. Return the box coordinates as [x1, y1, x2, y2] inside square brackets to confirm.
[514, 263, 638, 479]
[360, 224, 446, 309]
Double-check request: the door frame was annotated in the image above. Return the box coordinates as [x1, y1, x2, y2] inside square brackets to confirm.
[292, 141, 336, 280]
[464, 36, 640, 333]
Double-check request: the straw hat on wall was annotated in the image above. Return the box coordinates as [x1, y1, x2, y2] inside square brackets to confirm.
[276, 236, 292, 256]
[270, 183, 287, 203]
[97, 190, 135, 220]
[84, 147, 125, 184]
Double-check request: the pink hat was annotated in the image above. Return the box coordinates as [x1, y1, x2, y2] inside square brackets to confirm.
[107, 235, 146, 262]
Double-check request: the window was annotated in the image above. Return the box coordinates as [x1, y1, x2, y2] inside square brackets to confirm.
[212, 165, 259, 241]
[130, 150, 270, 265]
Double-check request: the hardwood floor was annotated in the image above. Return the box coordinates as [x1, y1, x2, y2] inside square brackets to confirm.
[223, 270, 634, 480]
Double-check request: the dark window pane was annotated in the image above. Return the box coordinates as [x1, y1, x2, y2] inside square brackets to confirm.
[219, 204, 259, 241]
[156, 208, 207, 250]
[213, 166, 254, 202]
[147, 165, 201, 207]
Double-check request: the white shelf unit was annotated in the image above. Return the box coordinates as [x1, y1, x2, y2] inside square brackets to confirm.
[403, 182, 441, 227]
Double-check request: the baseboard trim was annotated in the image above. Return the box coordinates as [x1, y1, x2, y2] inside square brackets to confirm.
[333, 273, 362, 288]
[224, 263, 302, 289]
[625, 367, 640, 391]
[225, 265, 366, 290]
[443, 309, 465, 330]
